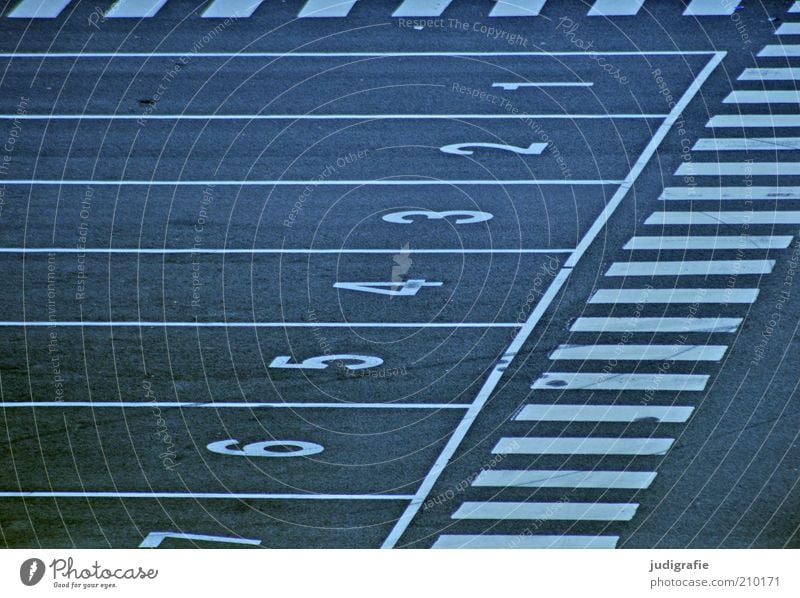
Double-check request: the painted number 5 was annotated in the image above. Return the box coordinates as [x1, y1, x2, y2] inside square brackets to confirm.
[270, 354, 384, 370]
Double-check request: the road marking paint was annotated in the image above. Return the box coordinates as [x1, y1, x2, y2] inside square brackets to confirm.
[0, 248, 575, 255]
[492, 82, 593, 90]
[489, 0, 546, 17]
[646, 211, 800, 225]
[589, 288, 759, 304]
[1, 179, 620, 186]
[494, 437, 674, 456]
[549, 344, 727, 361]
[660, 186, 800, 200]
[0, 492, 413, 500]
[432, 535, 619, 548]
[531, 372, 709, 391]
[605, 259, 775, 276]
[452, 501, 639, 521]
[202, 0, 265, 18]
[738, 67, 800, 80]
[392, 0, 453, 17]
[440, 141, 547, 156]
[0, 402, 469, 409]
[676, 162, 800, 176]
[0, 51, 716, 58]
[791, 2, 800, 13]
[297, 0, 358, 17]
[588, 0, 645, 16]
[623, 236, 793, 250]
[724, 90, 800, 103]
[473, 469, 656, 489]
[707, 115, 800, 127]
[570, 316, 742, 333]
[139, 532, 261, 548]
[758, 45, 800, 56]
[515, 404, 694, 423]
[105, 0, 168, 18]
[684, 0, 739, 15]
[693, 137, 800, 151]
[0, 321, 522, 328]
[0, 113, 665, 120]
[7, 0, 70, 17]
[776, 23, 800, 35]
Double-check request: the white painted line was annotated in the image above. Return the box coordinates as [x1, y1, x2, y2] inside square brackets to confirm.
[2, 179, 618, 187]
[684, 0, 738, 15]
[7, 0, 71, 17]
[531, 372, 709, 391]
[452, 501, 638, 521]
[105, 0, 168, 18]
[392, 0, 453, 17]
[550, 344, 728, 361]
[676, 162, 800, 176]
[724, 90, 800, 104]
[0, 492, 413, 500]
[707, 115, 800, 127]
[758, 45, 800, 57]
[605, 259, 775, 276]
[564, 51, 726, 271]
[693, 137, 800, 151]
[489, 0, 546, 17]
[494, 437, 674, 456]
[776, 22, 800, 35]
[0, 113, 665, 121]
[492, 82, 593, 90]
[473, 469, 656, 489]
[624, 236, 793, 250]
[738, 68, 800, 80]
[791, 2, 800, 13]
[589, 288, 758, 304]
[0, 51, 715, 58]
[202, 0, 264, 18]
[570, 316, 742, 333]
[588, 0, 644, 16]
[432, 535, 619, 549]
[0, 321, 521, 328]
[660, 186, 800, 200]
[646, 211, 800, 225]
[0, 248, 574, 256]
[297, 0, 357, 17]
[515, 404, 694, 423]
[0, 402, 469, 409]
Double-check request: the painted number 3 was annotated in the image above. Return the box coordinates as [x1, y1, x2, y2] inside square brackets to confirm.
[382, 210, 493, 225]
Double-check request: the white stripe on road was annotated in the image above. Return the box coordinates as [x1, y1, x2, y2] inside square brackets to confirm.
[531, 372, 709, 391]
[105, 0, 168, 18]
[660, 186, 800, 200]
[676, 162, 800, 176]
[0, 491, 412, 500]
[646, 211, 800, 225]
[452, 501, 638, 521]
[791, 2, 800, 13]
[494, 437, 674, 456]
[491, 82, 593, 89]
[570, 316, 742, 333]
[589, 288, 758, 304]
[0, 321, 520, 328]
[7, 0, 70, 17]
[392, 0, 452, 17]
[707, 115, 800, 127]
[550, 344, 727, 362]
[693, 137, 800, 151]
[684, 0, 738, 15]
[515, 404, 694, 423]
[738, 68, 800, 80]
[588, 0, 644, 16]
[0, 248, 574, 255]
[473, 470, 656, 489]
[0, 113, 663, 120]
[0, 401, 469, 409]
[298, 0, 358, 17]
[2, 179, 617, 186]
[623, 236, 793, 250]
[605, 259, 775, 276]
[776, 23, 800, 35]
[432, 535, 619, 549]
[724, 90, 800, 104]
[202, 0, 264, 17]
[489, 0, 546, 17]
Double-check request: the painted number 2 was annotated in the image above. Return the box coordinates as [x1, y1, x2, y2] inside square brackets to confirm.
[333, 279, 442, 296]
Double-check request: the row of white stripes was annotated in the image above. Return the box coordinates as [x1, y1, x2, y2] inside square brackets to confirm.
[5, 0, 742, 19]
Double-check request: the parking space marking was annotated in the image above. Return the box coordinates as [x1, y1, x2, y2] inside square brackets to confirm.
[297, 0, 358, 17]
[531, 372, 709, 391]
[105, 0, 168, 18]
[676, 162, 800, 176]
[707, 115, 800, 127]
[488, 0, 546, 17]
[202, 0, 264, 18]
[549, 344, 727, 361]
[392, 0, 453, 17]
[7, 0, 70, 18]
[0, 248, 575, 255]
[570, 316, 742, 333]
[605, 259, 775, 276]
[588, 288, 759, 304]
[623, 236, 793, 250]
[473, 470, 657, 489]
[493, 437, 675, 456]
[693, 137, 800, 151]
[432, 535, 619, 548]
[0, 492, 414, 500]
[2, 179, 618, 186]
[683, 0, 739, 15]
[660, 186, 800, 200]
[0, 402, 470, 409]
[0, 321, 522, 328]
[0, 51, 717, 58]
[588, 0, 645, 17]
[452, 502, 639, 521]
[724, 90, 800, 103]
[0, 113, 666, 120]
[739, 67, 800, 80]
[646, 211, 800, 225]
[515, 404, 694, 423]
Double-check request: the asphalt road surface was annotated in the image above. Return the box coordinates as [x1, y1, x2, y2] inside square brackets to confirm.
[0, 0, 799, 550]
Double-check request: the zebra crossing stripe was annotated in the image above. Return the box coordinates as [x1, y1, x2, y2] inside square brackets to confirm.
[707, 115, 800, 127]
[605, 259, 775, 276]
[723, 90, 800, 104]
[623, 236, 793, 250]
[660, 186, 800, 200]
[298, 0, 358, 17]
[489, 0, 546, 16]
[570, 316, 742, 333]
[432, 535, 619, 548]
[515, 404, 694, 423]
[676, 162, 800, 176]
[776, 23, 800, 35]
[549, 344, 727, 361]
[693, 138, 800, 151]
[589, 288, 759, 304]
[646, 211, 800, 225]
[532, 372, 709, 391]
[472, 469, 657, 489]
[452, 501, 639, 521]
[588, 0, 645, 16]
[739, 68, 800, 81]
[7, 0, 71, 18]
[392, 0, 452, 17]
[105, 0, 168, 17]
[202, 0, 263, 17]
[494, 436, 675, 455]
[684, 0, 739, 15]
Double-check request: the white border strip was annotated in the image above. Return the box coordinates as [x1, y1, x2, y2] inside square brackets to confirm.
[0, 321, 521, 328]
[1, 179, 617, 186]
[0, 402, 469, 409]
[0, 113, 665, 121]
[0, 248, 575, 255]
[0, 491, 412, 500]
[0, 51, 717, 58]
